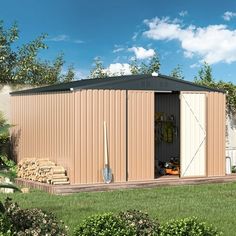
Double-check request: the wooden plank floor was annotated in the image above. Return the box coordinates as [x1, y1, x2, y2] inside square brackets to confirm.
[15, 175, 236, 195]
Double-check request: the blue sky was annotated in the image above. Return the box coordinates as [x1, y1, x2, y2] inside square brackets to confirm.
[1, 0, 236, 82]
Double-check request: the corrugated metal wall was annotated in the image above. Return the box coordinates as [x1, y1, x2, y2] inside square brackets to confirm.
[74, 89, 127, 184]
[11, 92, 76, 182]
[127, 91, 154, 181]
[180, 93, 206, 177]
[207, 92, 226, 176]
[11, 88, 226, 184]
[11, 90, 127, 184]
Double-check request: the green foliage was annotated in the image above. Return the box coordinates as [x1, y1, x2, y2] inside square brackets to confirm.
[130, 53, 161, 75]
[194, 62, 214, 85]
[0, 21, 74, 85]
[170, 64, 184, 80]
[119, 209, 159, 236]
[89, 53, 161, 78]
[89, 57, 108, 79]
[194, 62, 236, 113]
[0, 111, 17, 179]
[232, 165, 236, 173]
[1, 198, 67, 236]
[130, 58, 139, 75]
[0, 213, 13, 236]
[0, 154, 17, 179]
[64, 65, 76, 83]
[74, 211, 220, 236]
[74, 213, 134, 236]
[159, 217, 221, 236]
[0, 112, 10, 145]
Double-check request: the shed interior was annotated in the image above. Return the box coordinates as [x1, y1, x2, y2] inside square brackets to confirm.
[155, 92, 180, 178]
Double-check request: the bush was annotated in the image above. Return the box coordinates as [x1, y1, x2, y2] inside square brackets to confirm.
[0, 112, 10, 146]
[119, 209, 159, 235]
[74, 213, 135, 236]
[0, 155, 17, 179]
[0, 213, 13, 236]
[1, 198, 68, 236]
[159, 217, 222, 236]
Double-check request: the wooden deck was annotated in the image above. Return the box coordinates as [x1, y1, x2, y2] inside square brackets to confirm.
[15, 175, 236, 195]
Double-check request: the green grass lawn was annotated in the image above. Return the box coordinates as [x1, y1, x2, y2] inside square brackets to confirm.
[0, 182, 236, 235]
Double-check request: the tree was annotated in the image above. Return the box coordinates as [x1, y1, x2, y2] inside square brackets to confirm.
[130, 58, 139, 75]
[170, 64, 184, 80]
[63, 65, 75, 83]
[194, 62, 213, 85]
[194, 62, 236, 114]
[0, 21, 74, 85]
[89, 57, 108, 79]
[130, 53, 161, 75]
[89, 52, 161, 79]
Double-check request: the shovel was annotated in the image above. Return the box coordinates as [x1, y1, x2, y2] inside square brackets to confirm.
[103, 121, 112, 184]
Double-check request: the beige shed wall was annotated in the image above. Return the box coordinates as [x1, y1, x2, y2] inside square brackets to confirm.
[207, 92, 226, 176]
[74, 89, 127, 184]
[10, 88, 226, 184]
[11, 92, 76, 182]
[127, 90, 155, 181]
[11, 89, 127, 184]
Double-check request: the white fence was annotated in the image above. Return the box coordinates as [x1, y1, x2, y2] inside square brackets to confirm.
[226, 147, 236, 166]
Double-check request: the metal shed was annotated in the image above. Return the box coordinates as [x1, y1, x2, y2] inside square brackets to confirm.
[10, 74, 226, 184]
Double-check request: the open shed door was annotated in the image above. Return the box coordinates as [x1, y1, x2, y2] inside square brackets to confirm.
[180, 93, 206, 177]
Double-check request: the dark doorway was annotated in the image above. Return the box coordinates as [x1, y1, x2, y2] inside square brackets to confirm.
[154, 92, 180, 178]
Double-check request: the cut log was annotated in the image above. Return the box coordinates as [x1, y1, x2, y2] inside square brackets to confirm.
[17, 158, 69, 185]
[52, 181, 70, 185]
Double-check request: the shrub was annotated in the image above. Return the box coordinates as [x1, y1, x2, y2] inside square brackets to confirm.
[159, 217, 222, 236]
[0, 155, 17, 179]
[74, 212, 135, 236]
[119, 209, 159, 236]
[0, 213, 13, 236]
[0, 112, 10, 146]
[1, 198, 68, 236]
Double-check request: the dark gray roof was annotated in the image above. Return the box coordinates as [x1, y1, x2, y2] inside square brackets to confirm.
[10, 74, 224, 95]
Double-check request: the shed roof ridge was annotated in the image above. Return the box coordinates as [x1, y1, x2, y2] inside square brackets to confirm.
[10, 74, 224, 95]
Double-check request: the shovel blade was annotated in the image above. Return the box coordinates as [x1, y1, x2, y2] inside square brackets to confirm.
[103, 167, 112, 184]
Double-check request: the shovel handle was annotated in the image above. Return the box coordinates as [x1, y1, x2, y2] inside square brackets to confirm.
[104, 121, 108, 165]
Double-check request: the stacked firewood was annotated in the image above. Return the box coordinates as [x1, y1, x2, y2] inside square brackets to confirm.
[17, 158, 69, 185]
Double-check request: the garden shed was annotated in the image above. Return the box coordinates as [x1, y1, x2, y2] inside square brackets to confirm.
[10, 74, 226, 185]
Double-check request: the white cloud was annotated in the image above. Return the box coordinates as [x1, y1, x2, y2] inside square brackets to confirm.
[132, 32, 139, 41]
[113, 47, 125, 53]
[74, 39, 84, 44]
[190, 63, 200, 69]
[184, 51, 194, 58]
[222, 11, 236, 21]
[113, 44, 125, 53]
[143, 17, 236, 64]
[48, 34, 84, 44]
[179, 10, 188, 17]
[49, 34, 70, 42]
[128, 46, 155, 59]
[105, 63, 131, 76]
